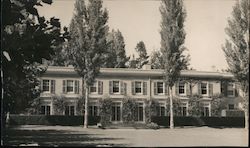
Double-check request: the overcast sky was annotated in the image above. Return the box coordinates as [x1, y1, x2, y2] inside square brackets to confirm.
[37, 0, 236, 71]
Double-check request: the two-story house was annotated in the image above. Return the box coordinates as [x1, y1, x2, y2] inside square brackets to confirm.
[38, 65, 243, 122]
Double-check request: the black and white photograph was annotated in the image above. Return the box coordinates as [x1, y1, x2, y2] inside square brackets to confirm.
[1, 0, 249, 147]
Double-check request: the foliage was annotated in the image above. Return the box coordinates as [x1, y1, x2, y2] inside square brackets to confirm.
[150, 50, 164, 69]
[187, 94, 203, 117]
[146, 122, 160, 130]
[2, 0, 67, 113]
[67, 0, 109, 127]
[166, 96, 181, 116]
[52, 95, 67, 115]
[210, 94, 227, 117]
[76, 96, 85, 115]
[99, 98, 113, 126]
[26, 97, 42, 115]
[128, 54, 138, 68]
[222, 0, 249, 128]
[104, 29, 130, 68]
[122, 97, 137, 123]
[135, 41, 149, 69]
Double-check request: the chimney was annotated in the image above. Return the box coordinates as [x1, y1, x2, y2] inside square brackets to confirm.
[142, 63, 151, 70]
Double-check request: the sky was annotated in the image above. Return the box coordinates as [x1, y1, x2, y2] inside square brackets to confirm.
[37, 0, 236, 71]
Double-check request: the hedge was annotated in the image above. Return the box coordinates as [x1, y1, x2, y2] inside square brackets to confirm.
[151, 116, 245, 127]
[9, 115, 100, 126]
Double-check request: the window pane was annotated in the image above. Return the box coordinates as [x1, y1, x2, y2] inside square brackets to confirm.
[70, 106, 75, 116]
[201, 83, 207, 94]
[90, 82, 97, 93]
[42, 80, 50, 92]
[179, 82, 185, 94]
[65, 106, 70, 116]
[228, 104, 234, 110]
[160, 106, 165, 116]
[135, 82, 142, 93]
[46, 106, 50, 115]
[67, 80, 74, 92]
[113, 81, 119, 93]
[40, 106, 45, 115]
[157, 82, 163, 94]
[227, 83, 234, 96]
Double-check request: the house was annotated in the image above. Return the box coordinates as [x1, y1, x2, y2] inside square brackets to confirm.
[38, 64, 243, 122]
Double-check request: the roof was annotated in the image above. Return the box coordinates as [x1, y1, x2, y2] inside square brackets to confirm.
[41, 65, 234, 80]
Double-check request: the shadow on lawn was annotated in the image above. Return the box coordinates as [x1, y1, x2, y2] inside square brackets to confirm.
[3, 127, 127, 147]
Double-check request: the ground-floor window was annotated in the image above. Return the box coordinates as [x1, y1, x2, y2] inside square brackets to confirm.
[89, 104, 99, 116]
[180, 102, 188, 116]
[157, 103, 166, 116]
[40, 105, 51, 115]
[228, 104, 235, 110]
[112, 102, 121, 121]
[135, 102, 144, 121]
[201, 103, 210, 117]
[65, 106, 75, 116]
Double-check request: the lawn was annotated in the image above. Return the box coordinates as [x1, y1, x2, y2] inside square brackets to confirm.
[3, 125, 248, 147]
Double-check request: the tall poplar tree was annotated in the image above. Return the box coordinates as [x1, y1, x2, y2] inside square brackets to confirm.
[135, 41, 149, 69]
[159, 0, 189, 129]
[68, 0, 109, 128]
[222, 0, 249, 129]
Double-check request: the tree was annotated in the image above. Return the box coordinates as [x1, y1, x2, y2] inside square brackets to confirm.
[150, 50, 164, 69]
[104, 29, 129, 68]
[128, 54, 138, 68]
[2, 0, 67, 114]
[159, 0, 189, 129]
[222, 0, 249, 129]
[135, 41, 149, 69]
[68, 0, 109, 128]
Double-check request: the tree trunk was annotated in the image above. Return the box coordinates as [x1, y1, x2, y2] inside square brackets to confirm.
[243, 91, 249, 130]
[84, 79, 89, 128]
[169, 87, 174, 129]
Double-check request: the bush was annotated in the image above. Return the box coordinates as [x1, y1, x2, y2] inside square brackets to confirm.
[99, 98, 112, 127]
[122, 98, 137, 123]
[146, 122, 159, 130]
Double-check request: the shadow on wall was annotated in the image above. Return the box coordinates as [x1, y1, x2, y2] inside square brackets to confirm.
[3, 128, 127, 147]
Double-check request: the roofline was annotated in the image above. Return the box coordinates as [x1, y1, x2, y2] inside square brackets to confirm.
[41, 65, 234, 79]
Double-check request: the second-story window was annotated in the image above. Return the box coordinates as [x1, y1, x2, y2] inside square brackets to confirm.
[90, 82, 97, 93]
[113, 81, 120, 93]
[201, 82, 207, 95]
[179, 82, 185, 94]
[227, 83, 235, 97]
[135, 81, 142, 94]
[157, 82, 164, 94]
[67, 80, 74, 93]
[42, 80, 50, 92]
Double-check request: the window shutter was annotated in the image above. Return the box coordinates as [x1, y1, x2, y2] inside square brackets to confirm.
[41, 80, 43, 92]
[121, 81, 124, 95]
[63, 80, 66, 93]
[124, 83, 127, 95]
[175, 82, 179, 96]
[186, 82, 190, 96]
[154, 82, 158, 95]
[75, 80, 79, 94]
[143, 82, 147, 95]
[198, 82, 201, 95]
[235, 83, 238, 97]
[165, 82, 169, 96]
[132, 81, 135, 95]
[109, 81, 113, 94]
[98, 81, 103, 95]
[51, 80, 55, 94]
[209, 83, 213, 97]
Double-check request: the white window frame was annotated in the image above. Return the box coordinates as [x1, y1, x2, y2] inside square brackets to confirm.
[40, 105, 51, 115]
[156, 81, 164, 95]
[202, 102, 211, 117]
[180, 102, 188, 116]
[135, 81, 143, 95]
[201, 82, 209, 96]
[113, 81, 120, 94]
[42, 79, 50, 93]
[90, 81, 98, 94]
[179, 81, 186, 96]
[227, 82, 235, 97]
[159, 102, 166, 116]
[228, 104, 235, 110]
[65, 105, 75, 116]
[66, 80, 74, 93]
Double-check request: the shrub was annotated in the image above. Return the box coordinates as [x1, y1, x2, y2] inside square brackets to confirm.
[99, 98, 112, 127]
[52, 95, 67, 115]
[76, 96, 85, 115]
[146, 122, 159, 130]
[122, 97, 137, 123]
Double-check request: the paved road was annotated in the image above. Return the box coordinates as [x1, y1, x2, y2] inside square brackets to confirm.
[3, 125, 249, 147]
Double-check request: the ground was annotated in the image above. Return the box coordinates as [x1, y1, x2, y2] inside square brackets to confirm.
[3, 125, 248, 147]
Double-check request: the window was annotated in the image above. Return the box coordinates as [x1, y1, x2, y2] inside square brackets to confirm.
[90, 82, 97, 93]
[67, 80, 74, 93]
[201, 83, 207, 95]
[135, 81, 142, 94]
[89, 105, 99, 116]
[135, 103, 144, 121]
[179, 82, 185, 94]
[42, 80, 50, 92]
[201, 103, 210, 117]
[227, 83, 235, 97]
[112, 102, 121, 121]
[228, 104, 234, 110]
[157, 103, 166, 116]
[65, 106, 75, 116]
[40, 105, 50, 115]
[113, 81, 120, 93]
[180, 103, 187, 116]
[157, 82, 164, 94]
